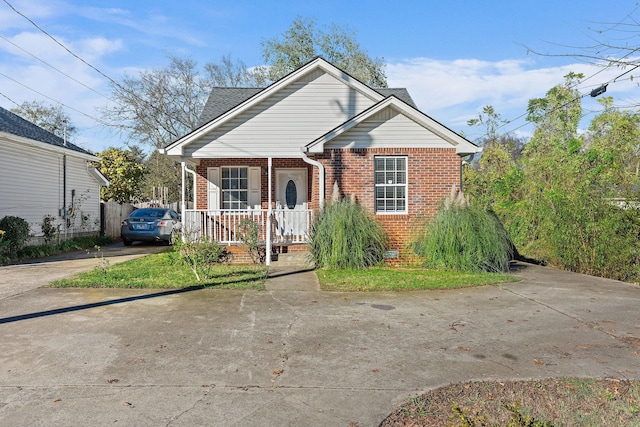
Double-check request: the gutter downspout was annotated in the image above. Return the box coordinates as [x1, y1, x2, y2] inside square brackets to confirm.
[459, 153, 476, 193]
[301, 150, 325, 210]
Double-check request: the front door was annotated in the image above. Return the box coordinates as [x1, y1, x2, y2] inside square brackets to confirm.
[275, 169, 308, 242]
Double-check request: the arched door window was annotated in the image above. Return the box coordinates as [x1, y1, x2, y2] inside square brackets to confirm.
[285, 180, 297, 209]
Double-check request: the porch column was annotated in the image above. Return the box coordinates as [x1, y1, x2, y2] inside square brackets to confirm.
[266, 157, 273, 266]
[180, 161, 186, 242]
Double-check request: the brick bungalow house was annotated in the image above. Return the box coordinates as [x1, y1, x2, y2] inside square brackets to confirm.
[160, 57, 480, 264]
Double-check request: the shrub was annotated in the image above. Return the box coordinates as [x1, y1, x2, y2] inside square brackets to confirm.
[309, 197, 387, 269]
[41, 214, 59, 245]
[173, 239, 229, 281]
[413, 190, 513, 273]
[0, 216, 31, 255]
[237, 218, 265, 264]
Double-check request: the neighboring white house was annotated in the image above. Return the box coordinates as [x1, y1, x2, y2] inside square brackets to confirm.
[0, 106, 108, 243]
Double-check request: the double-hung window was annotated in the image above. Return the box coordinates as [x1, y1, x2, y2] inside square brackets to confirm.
[221, 167, 248, 209]
[374, 156, 407, 213]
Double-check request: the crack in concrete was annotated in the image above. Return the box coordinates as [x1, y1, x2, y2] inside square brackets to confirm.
[498, 285, 623, 340]
[165, 384, 214, 427]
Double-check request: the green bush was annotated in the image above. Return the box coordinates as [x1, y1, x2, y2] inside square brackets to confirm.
[237, 218, 265, 264]
[309, 197, 387, 269]
[0, 216, 31, 255]
[173, 239, 229, 281]
[413, 191, 513, 273]
[41, 214, 59, 245]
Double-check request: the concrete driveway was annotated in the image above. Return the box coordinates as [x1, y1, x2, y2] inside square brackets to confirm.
[0, 248, 639, 426]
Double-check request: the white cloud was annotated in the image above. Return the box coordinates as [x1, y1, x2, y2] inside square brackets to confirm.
[386, 57, 639, 141]
[0, 31, 127, 152]
[0, 0, 65, 31]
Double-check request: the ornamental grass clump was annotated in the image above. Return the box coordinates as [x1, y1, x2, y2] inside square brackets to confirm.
[413, 189, 513, 273]
[309, 195, 387, 269]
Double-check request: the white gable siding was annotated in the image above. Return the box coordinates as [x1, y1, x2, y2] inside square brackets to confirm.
[0, 138, 101, 239]
[325, 109, 454, 150]
[186, 71, 377, 158]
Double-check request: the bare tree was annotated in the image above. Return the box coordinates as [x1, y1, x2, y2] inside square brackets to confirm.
[11, 100, 76, 141]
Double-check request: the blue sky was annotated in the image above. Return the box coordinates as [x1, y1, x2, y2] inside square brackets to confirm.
[1, 0, 639, 152]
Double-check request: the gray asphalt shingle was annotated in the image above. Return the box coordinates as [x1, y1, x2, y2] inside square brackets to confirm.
[0, 106, 94, 156]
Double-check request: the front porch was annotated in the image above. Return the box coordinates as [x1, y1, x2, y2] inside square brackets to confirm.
[182, 208, 313, 245]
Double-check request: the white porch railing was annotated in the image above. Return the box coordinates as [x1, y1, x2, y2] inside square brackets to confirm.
[182, 209, 312, 245]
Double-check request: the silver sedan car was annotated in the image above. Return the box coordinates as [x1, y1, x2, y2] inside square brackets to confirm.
[120, 208, 181, 246]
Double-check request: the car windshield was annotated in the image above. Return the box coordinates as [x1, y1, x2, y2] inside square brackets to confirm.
[129, 209, 167, 219]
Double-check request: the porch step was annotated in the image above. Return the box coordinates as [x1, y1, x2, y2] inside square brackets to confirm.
[270, 251, 314, 268]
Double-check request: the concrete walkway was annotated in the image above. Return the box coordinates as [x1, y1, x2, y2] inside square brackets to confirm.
[0, 253, 639, 426]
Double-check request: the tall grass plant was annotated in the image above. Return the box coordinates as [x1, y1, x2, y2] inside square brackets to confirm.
[309, 197, 387, 269]
[413, 190, 513, 273]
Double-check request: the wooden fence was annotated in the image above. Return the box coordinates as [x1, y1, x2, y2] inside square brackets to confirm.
[101, 202, 135, 238]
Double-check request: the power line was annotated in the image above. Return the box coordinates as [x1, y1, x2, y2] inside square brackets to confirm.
[1, 0, 123, 91]
[0, 70, 110, 127]
[0, 0, 173, 141]
[472, 62, 640, 144]
[0, 90, 20, 107]
[0, 33, 116, 104]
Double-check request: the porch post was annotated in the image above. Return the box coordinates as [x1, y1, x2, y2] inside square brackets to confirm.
[180, 161, 186, 242]
[266, 157, 273, 266]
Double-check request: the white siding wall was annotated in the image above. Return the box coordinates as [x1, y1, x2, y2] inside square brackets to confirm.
[187, 71, 377, 158]
[0, 138, 101, 239]
[325, 109, 453, 150]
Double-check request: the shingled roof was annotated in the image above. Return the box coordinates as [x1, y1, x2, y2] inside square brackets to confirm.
[197, 87, 418, 127]
[0, 106, 94, 156]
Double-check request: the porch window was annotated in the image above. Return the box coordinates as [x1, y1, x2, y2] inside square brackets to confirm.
[221, 167, 248, 209]
[374, 156, 407, 213]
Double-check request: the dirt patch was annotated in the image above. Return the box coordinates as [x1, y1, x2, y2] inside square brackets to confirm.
[380, 378, 640, 426]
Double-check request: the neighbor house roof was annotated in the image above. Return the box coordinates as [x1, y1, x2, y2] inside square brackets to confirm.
[197, 87, 417, 127]
[0, 106, 95, 157]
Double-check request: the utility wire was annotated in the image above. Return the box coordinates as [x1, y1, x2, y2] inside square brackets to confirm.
[1, 0, 123, 91]
[1, 0, 164, 123]
[473, 60, 640, 144]
[0, 70, 110, 127]
[0, 90, 20, 107]
[0, 33, 116, 104]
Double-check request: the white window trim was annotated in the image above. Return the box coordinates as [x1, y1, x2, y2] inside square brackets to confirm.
[209, 166, 261, 211]
[374, 156, 408, 215]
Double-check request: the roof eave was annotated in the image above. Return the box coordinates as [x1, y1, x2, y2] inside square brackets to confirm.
[1, 131, 100, 161]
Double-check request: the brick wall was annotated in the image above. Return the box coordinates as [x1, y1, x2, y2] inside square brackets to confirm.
[314, 147, 461, 259]
[193, 148, 460, 261]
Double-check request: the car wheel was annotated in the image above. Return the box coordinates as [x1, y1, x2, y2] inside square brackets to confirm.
[165, 233, 175, 246]
[123, 239, 133, 246]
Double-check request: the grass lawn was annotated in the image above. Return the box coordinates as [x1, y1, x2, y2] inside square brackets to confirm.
[317, 267, 518, 291]
[50, 249, 517, 292]
[50, 250, 268, 290]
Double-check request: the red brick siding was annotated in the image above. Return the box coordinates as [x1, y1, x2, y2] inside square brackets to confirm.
[314, 147, 461, 257]
[194, 148, 460, 261]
